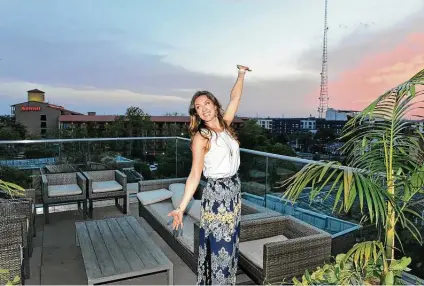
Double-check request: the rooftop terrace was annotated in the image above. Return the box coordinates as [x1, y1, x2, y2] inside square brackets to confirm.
[0, 136, 423, 285]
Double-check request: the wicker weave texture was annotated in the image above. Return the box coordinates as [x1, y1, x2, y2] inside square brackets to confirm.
[239, 216, 332, 284]
[0, 245, 22, 285]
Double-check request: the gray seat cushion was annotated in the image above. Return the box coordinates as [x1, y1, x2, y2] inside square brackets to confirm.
[48, 184, 82, 197]
[145, 201, 196, 253]
[92, 180, 122, 193]
[239, 235, 289, 268]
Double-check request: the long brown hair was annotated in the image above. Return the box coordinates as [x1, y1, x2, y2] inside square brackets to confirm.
[188, 90, 238, 150]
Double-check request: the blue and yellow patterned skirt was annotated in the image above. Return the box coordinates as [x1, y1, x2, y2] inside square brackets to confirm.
[196, 174, 241, 285]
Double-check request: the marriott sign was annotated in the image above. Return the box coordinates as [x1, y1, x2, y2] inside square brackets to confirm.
[21, 106, 41, 111]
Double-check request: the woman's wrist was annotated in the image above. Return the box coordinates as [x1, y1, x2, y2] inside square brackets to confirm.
[237, 71, 246, 79]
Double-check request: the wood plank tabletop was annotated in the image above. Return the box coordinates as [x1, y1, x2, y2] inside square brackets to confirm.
[75, 216, 173, 285]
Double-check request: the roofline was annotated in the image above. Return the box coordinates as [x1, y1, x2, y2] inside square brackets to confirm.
[58, 115, 244, 123]
[10, 101, 83, 115]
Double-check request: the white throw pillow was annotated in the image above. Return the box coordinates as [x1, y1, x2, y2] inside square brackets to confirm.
[187, 200, 202, 221]
[137, 189, 173, 206]
[170, 183, 193, 212]
[169, 183, 185, 194]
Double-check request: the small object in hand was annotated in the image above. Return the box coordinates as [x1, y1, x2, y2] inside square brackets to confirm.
[237, 64, 252, 72]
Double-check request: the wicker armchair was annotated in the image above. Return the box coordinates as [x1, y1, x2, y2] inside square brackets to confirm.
[0, 199, 32, 281]
[82, 170, 127, 218]
[41, 172, 87, 224]
[238, 215, 332, 285]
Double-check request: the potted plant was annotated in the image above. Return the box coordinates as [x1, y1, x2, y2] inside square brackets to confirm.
[280, 68, 424, 285]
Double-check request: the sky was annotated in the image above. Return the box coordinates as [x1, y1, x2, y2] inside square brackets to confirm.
[0, 0, 423, 118]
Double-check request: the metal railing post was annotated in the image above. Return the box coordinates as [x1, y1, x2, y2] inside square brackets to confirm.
[175, 138, 178, 178]
[265, 156, 268, 208]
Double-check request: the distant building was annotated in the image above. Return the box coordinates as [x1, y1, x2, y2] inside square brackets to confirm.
[325, 108, 360, 121]
[10, 89, 244, 138]
[59, 114, 244, 136]
[255, 118, 273, 130]
[316, 119, 346, 135]
[272, 117, 302, 134]
[270, 117, 345, 135]
[300, 118, 316, 131]
[11, 89, 82, 137]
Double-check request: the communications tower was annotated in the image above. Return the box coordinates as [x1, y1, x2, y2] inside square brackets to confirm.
[318, 0, 329, 119]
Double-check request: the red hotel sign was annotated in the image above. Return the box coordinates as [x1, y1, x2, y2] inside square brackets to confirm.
[21, 106, 41, 111]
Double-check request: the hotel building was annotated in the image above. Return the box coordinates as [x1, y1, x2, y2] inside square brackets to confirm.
[11, 89, 244, 138]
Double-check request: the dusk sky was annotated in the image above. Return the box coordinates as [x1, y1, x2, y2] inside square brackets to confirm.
[0, 0, 423, 117]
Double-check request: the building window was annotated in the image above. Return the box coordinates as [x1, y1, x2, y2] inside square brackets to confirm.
[41, 122, 47, 128]
[41, 129, 46, 135]
[40, 114, 47, 121]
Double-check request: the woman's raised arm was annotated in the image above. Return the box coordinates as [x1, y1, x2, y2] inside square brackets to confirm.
[223, 65, 251, 125]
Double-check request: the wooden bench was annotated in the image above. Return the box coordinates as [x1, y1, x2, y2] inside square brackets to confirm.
[75, 216, 173, 285]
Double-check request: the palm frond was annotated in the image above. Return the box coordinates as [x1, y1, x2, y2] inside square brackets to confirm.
[281, 162, 394, 225]
[0, 179, 25, 198]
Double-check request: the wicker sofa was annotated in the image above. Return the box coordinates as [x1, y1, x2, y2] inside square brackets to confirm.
[137, 177, 282, 273]
[239, 215, 332, 284]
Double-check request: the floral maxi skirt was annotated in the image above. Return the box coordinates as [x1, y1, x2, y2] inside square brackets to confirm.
[196, 174, 241, 285]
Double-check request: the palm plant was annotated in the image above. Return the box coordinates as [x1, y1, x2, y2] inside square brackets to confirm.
[281, 68, 424, 285]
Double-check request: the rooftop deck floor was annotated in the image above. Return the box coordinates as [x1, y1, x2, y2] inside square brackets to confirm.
[27, 200, 254, 285]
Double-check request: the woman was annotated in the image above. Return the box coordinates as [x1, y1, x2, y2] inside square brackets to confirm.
[167, 64, 250, 285]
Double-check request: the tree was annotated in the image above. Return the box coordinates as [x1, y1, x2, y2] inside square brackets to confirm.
[289, 131, 316, 152]
[237, 119, 271, 150]
[124, 107, 154, 159]
[125, 106, 153, 136]
[282, 69, 424, 285]
[314, 128, 336, 143]
[314, 128, 337, 153]
[0, 116, 27, 140]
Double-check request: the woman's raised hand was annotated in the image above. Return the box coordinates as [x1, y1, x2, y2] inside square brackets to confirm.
[237, 64, 252, 72]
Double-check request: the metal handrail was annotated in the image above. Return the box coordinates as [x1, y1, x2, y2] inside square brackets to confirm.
[0, 136, 363, 173]
[0, 136, 177, 144]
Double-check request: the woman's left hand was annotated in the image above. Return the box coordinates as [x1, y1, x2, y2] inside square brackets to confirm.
[167, 208, 184, 236]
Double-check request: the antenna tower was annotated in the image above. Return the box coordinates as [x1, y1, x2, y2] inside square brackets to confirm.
[318, 0, 329, 119]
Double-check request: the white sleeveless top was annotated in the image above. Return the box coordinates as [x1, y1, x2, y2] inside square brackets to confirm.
[202, 129, 240, 179]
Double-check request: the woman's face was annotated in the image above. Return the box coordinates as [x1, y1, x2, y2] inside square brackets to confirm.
[194, 95, 216, 122]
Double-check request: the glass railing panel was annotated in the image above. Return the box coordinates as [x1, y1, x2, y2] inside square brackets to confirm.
[239, 151, 268, 204]
[175, 138, 191, 178]
[0, 138, 178, 205]
[266, 156, 301, 197]
[0, 142, 45, 192]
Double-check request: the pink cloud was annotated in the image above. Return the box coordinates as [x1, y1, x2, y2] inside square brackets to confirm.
[306, 33, 424, 114]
